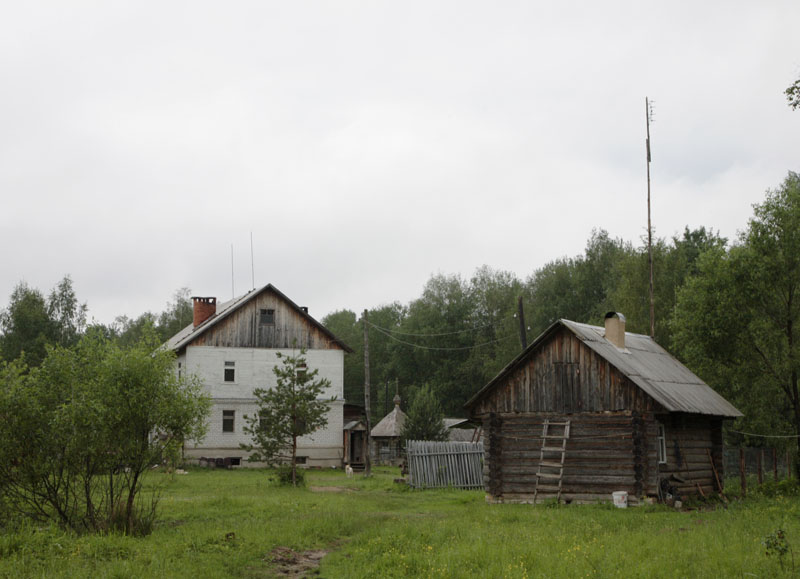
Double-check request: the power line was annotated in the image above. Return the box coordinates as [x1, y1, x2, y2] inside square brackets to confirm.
[369, 324, 516, 351]
[728, 429, 800, 439]
[366, 319, 498, 337]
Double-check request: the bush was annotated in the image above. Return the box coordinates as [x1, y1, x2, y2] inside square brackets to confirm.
[272, 465, 306, 487]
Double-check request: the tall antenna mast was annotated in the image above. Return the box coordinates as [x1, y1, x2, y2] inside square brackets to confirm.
[250, 231, 255, 290]
[646, 97, 655, 338]
[231, 243, 235, 299]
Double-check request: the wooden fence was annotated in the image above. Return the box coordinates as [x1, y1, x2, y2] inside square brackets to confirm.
[406, 440, 484, 490]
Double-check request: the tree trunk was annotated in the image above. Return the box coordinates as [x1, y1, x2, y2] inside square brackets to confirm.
[291, 435, 297, 486]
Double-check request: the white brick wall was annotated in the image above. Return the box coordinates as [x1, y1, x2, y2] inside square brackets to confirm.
[182, 346, 344, 467]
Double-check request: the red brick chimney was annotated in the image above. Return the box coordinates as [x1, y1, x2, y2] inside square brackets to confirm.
[192, 297, 217, 327]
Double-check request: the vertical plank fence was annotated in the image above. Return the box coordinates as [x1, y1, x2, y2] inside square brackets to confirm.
[406, 440, 484, 490]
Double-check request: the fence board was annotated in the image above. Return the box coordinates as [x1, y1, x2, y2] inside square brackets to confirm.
[406, 440, 485, 490]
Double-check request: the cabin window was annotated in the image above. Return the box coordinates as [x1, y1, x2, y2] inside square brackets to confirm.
[224, 361, 235, 382]
[177, 362, 182, 380]
[657, 422, 667, 464]
[259, 411, 268, 431]
[297, 361, 307, 380]
[295, 456, 307, 465]
[223, 410, 235, 433]
[260, 308, 275, 325]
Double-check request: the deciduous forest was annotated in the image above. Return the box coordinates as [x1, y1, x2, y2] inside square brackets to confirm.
[2, 172, 799, 454]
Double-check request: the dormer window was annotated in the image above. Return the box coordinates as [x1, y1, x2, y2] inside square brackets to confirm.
[260, 308, 275, 325]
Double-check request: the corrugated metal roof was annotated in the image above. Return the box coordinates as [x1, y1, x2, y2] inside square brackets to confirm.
[371, 405, 407, 438]
[561, 320, 741, 417]
[164, 284, 353, 353]
[465, 319, 742, 418]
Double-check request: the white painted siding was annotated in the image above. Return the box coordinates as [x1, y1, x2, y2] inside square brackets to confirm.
[182, 346, 344, 467]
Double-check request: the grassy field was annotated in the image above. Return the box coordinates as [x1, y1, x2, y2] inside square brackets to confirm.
[1, 467, 798, 578]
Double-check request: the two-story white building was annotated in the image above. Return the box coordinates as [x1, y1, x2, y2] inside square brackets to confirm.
[165, 284, 352, 467]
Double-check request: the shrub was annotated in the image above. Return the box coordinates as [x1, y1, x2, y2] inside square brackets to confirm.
[273, 465, 306, 487]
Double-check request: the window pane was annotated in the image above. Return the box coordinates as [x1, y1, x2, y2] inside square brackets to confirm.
[260, 308, 275, 325]
[223, 410, 235, 433]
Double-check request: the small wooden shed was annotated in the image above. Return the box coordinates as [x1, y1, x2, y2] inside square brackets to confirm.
[370, 394, 407, 465]
[465, 313, 741, 504]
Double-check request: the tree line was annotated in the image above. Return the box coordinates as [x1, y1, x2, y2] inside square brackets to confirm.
[2, 172, 799, 457]
[321, 172, 800, 460]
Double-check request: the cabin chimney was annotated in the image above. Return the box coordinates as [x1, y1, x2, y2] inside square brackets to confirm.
[604, 312, 626, 349]
[192, 297, 217, 327]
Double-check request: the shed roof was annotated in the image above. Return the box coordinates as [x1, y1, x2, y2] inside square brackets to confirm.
[165, 283, 353, 353]
[371, 404, 407, 438]
[465, 319, 742, 418]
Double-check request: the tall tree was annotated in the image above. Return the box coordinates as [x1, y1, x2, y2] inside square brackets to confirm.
[0, 283, 55, 366]
[241, 348, 332, 486]
[47, 275, 87, 347]
[673, 172, 800, 470]
[400, 384, 448, 444]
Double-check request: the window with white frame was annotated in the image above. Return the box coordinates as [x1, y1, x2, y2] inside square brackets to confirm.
[657, 422, 667, 464]
[224, 361, 235, 382]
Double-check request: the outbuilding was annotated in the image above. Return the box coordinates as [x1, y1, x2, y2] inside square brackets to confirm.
[465, 313, 741, 504]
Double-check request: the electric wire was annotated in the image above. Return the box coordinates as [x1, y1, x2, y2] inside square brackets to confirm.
[369, 323, 517, 351]
[365, 319, 499, 337]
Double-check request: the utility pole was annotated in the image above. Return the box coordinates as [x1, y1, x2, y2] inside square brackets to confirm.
[645, 97, 655, 339]
[362, 309, 372, 476]
[517, 296, 528, 350]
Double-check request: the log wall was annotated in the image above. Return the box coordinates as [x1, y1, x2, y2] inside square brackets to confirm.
[658, 413, 725, 498]
[189, 289, 343, 351]
[482, 411, 659, 504]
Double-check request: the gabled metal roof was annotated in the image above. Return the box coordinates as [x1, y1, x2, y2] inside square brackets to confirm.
[466, 319, 742, 418]
[164, 284, 353, 353]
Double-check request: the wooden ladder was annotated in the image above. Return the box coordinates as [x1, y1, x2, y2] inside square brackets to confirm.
[533, 419, 570, 504]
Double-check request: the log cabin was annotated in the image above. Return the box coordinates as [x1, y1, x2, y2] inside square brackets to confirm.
[166, 284, 352, 467]
[465, 312, 741, 504]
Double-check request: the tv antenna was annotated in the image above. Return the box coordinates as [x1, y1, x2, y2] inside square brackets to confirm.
[646, 97, 655, 339]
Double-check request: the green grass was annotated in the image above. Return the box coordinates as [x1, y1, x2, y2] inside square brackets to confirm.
[1, 467, 799, 577]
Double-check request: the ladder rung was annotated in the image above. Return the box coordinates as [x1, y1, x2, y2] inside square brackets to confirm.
[543, 434, 567, 438]
[539, 461, 563, 468]
[546, 421, 570, 426]
[541, 446, 565, 452]
[536, 484, 562, 491]
[537, 472, 561, 479]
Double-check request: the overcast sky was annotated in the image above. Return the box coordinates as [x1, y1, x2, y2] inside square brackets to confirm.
[2, 1, 799, 325]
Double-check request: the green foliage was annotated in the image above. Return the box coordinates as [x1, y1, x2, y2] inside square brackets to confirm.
[113, 287, 193, 347]
[763, 529, 793, 571]
[787, 78, 800, 110]
[673, 172, 800, 460]
[2, 468, 799, 577]
[241, 347, 332, 486]
[273, 465, 306, 487]
[401, 384, 448, 443]
[0, 330, 210, 534]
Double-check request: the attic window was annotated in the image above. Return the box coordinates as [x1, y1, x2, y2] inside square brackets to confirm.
[657, 422, 667, 464]
[260, 309, 275, 325]
[224, 361, 235, 382]
[297, 362, 307, 380]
